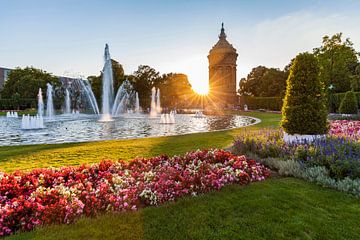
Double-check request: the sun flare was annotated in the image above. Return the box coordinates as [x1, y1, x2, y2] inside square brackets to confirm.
[192, 84, 209, 95]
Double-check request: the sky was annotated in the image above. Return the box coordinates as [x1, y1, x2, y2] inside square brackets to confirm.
[1, 0, 360, 94]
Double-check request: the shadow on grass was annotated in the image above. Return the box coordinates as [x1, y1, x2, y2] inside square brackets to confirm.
[6, 178, 360, 240]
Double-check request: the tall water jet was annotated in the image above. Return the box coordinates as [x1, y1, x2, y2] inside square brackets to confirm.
[65, 89, 71, 114]
[135, 92, 140, 114]
[37, 88, 44, 116]
[79, 79, 100, 115]
[150, 87, 157, 117]
[100, 44, 114, 121]
[156, 89, 161, 114]
[46, 83, 54, 119]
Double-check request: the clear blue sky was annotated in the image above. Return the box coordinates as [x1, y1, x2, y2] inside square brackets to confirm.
[1, 0, 359, 93]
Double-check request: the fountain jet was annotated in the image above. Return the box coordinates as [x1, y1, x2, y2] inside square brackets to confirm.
[100, 44, 114, 121]
[65, 89, 71, 114]
[38, 88, 44, 116]
[46, 83, 54, 119]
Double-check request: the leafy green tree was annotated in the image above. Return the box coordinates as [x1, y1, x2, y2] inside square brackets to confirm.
[339, 91, 358, 114]
[313, 33, 359, 93]
[281, 52, 328, 135]
[238, 66, 287, 97]
[350, 64, 360, 92]
[239, 66, 267, 96]
[88, 59, 126, 104]
[130, 65, 161, 109]
[1, 67, 60, 99]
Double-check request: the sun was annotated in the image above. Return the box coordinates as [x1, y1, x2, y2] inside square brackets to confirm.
[192, 85, 209, 95]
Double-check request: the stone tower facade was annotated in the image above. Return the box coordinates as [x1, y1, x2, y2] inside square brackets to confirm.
[208, 23, 238, 108]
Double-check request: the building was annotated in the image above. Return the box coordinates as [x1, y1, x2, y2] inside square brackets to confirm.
[0, 67, 12, 90]
[208, 23, 238, 108]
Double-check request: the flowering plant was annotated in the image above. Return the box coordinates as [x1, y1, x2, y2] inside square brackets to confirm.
[0, 149, 269, 237]
[329, 120, 360, 141]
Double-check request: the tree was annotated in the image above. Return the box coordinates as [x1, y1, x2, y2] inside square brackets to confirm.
[159, 73, 194, 108]
[339, 91, 358, 114]
[130, 65, 161, 109]
[350, 64, 360, 92]
[281, 52, 328, 135]
[313, 33, 359, 93]
[88, 59, 126, 104]
[239, 66, 267, 96]
[238, 66, 287, 97]
[1, 67, 60, 99]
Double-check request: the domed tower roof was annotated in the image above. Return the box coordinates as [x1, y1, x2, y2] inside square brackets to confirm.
[209, 23, 237, 55]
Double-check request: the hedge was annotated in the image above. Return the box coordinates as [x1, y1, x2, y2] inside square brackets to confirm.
[0, 98, 37, 110]
[329, 92, 360, 113]
[239, 96, 282, 111]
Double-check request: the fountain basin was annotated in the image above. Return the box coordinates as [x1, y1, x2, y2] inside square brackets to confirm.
[0, 114, 259, 146]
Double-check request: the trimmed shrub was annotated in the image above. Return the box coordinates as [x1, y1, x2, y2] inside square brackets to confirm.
[339, 91, 358, 114]
[328, 91, 360, 113]
[239, 96, 282, 111]
[281, 52, 328, 134]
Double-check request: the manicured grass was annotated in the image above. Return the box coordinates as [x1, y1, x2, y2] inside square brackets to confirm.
[6, 178, 360, 240]
[0, 111, 280, 172]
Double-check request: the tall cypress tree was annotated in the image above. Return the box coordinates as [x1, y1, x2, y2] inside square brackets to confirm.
[281, 52, 328, 135]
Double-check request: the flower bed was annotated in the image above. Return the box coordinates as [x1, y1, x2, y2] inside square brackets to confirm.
[0, 149, 269, 237]
[233, 129, 360, 179]
[329, 120, 360, 140]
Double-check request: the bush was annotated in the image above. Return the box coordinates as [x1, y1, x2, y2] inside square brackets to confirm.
[239, 96, 282, 111]
[328, 91, 360, 113]
[339, 91, 358, 114]
[281, 52, 328, 135]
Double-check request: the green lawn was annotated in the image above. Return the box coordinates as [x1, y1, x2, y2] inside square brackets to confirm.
[0, 111, 280, 172]
[6, 178, 360, 240]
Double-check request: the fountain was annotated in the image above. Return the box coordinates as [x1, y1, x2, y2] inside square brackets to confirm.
[37, 88, 44, 116]
[64, 89, 71, 114]
[6, 111, 18, 118]
[149, 87, 161, 117]
[21, 114, 44, 129]
[135, 92, 140, 114]
[78, 79, 100, 115]
[159, 110, 176, 124]
[100, 44, 114, 121]
[194, 111, 204, 118]
[156, 89, 161, 114]
[46, 83, 54, 119]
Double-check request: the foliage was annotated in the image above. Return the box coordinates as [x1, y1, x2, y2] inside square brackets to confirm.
[159, 73, 194, 109]
[239, 96, 282, 111]
[238, 66, 287, 97]
[233, 128, 360, 179]
[351, 65, 360, 91]
[313, 33, 359, 93]
[339, 91, 358, 114]
[87, 59, 126, 105]
[281, 52, 328, 134]
[328, 91, 360, 113]
[0, 67, 63, 109]
[129, 65, 162, 110]
[0, 149, 269, 237]
[260, 158, 360, 197]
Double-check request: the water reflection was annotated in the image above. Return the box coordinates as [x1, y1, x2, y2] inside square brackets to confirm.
[0, 114, 256, 146]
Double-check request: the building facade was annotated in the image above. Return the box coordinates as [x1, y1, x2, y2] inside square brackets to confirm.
[0, 67, 12, 90]
[208, 23, 238, 108]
